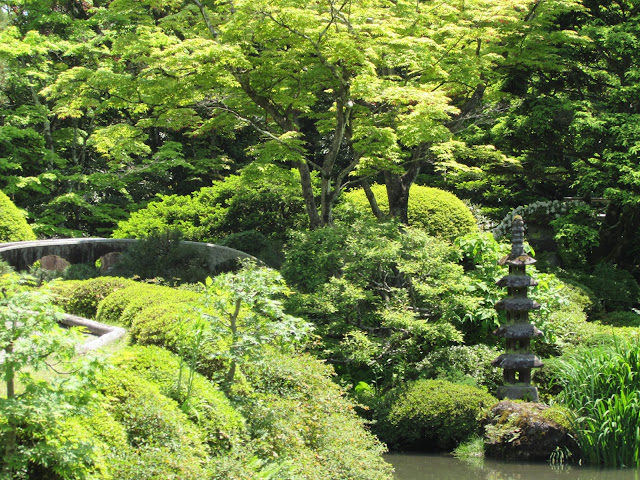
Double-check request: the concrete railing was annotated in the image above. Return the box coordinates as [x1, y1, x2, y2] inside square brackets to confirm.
[0, 238, 253, 272]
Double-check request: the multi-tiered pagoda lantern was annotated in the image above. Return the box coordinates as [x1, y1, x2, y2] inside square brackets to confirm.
[492, 215, 543, 402]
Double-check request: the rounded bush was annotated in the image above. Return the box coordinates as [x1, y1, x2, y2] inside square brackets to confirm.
[96, 283, 199, 326]
[340, 184, 477, 241]
[376, 379, 496, 451]
[241, 351, 394, 480]
[0, 190, 36, 242]
[129, 301, 228, 379]
[99, 368, 209, 474]
[51, 277, 136, 318]
[417, 344, 502, 393]
[110, 346, 246, 453]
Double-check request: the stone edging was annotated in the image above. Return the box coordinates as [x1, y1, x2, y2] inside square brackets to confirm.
[60, 314, 127, 354]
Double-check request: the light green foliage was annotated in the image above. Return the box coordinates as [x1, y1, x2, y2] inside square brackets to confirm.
[340, 184, 477, 241]
[202, 260, 312, 389]
[0, 273, 103, 479]
[29, 0, 532, 232]
[108, 346, 246, 454]
[241, 351, 394, 480]
[113, 166, 308, 242]
[0, 190, 36, 241]
[553, 341, 640, 467]
[454, 230, 591, 351]
[96, 282, 199, 326]
[99, 369, 210, 479]
[50, 277, 136, 318]
[417, 344, 503, 394]
[375, 379, 496, 451]
[283, 219, 467, 390]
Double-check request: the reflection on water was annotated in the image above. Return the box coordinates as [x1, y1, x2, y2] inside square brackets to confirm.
[386, 453, 640, 480]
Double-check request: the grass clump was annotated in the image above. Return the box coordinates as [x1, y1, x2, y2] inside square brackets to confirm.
[553, 340, 640, 467]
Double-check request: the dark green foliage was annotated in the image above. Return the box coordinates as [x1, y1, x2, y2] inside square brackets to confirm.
[283, 219, 468, 390]
[576, 263, 640, 312]
[50, 277, 135, 318]
[600, 311, 640, 328]
[219, 230, 267, 256]
[340, 184, 477, 241]
[550, 204, 601, 268]
[375, 379, 496, 452]
[0, 190, 36, 242]
[108, 346, 246, 453]
[108, 230, 213, 286]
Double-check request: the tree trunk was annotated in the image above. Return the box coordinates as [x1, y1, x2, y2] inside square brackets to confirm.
[384, 161, 421, 224]
[362, 179, 386, 220]
[297, 161, 323, 229]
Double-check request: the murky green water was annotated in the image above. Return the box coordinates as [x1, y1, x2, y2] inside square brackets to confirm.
[386, 453, 640, 480]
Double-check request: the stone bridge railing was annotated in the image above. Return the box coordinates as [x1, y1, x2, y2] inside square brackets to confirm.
[0, 238, 252, 272]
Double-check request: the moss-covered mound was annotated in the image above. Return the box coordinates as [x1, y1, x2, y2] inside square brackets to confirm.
[0, 190, 36, 242]
[375, 379, 496, 451]
[341, 184, 477, 241]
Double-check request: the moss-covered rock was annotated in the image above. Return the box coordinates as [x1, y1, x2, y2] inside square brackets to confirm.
[483, 400, 581, 463]
[0, 190, 36, 242]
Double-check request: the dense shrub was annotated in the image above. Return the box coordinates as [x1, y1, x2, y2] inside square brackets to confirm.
[283, 219, 468, 389]
[241, 351, 394, 480]
[416, 344, 502, 393]
[576, 263, 640, 312]
[96, 282, 199, 325]
[600, 310, 640, 327]
[129, 302, 197, 348]
[375, 379, 496, 451]
[0, 189, 36, 241]
[550, 204, 601, 268]
[50, 277, 136, 318]
[109, 346, 246, 453]
[339, 184, 477, 241]
[108, 230, 213, 285]
[99, 369, 210, 478]
[113, 166, 308, 242]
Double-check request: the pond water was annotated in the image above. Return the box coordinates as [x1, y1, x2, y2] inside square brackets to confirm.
[386, 453, 640, 480]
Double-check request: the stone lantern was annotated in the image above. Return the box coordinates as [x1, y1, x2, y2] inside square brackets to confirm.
[492, 215, 543, 402]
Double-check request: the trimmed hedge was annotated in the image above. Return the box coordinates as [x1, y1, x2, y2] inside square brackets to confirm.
[375, 379, 496, 451]
[96, 283, 200, 325]
[98, 368, 210, 479]
[340, 184, 477, 241]
[109, 346, 246, 453]
[50, 277, 136, 318]
[0, 189, 36, 242]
